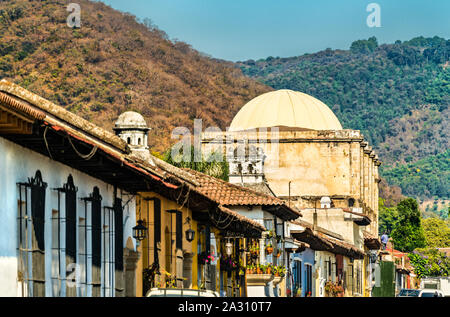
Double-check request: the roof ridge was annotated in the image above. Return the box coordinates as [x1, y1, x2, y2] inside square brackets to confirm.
[182, 167, 282, 202]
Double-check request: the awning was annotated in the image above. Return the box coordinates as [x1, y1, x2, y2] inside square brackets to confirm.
[291, 228, 364, 259]
[363, 231, 381, 250]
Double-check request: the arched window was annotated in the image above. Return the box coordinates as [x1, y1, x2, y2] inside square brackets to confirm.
[127, 137, 131, 144]
[348, 198, 355, 207]
[138, 138, 141, 145]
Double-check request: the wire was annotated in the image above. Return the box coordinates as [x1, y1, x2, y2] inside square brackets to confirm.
[67, 134, 98, 160]
[43, 126, 53, 160]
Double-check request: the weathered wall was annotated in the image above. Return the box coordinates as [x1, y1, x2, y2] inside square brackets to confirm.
[202, 129, 380, 237]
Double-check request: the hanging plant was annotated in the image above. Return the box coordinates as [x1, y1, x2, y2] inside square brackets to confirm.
[198, 251, 215, 265]
[265, 243, 273, 254]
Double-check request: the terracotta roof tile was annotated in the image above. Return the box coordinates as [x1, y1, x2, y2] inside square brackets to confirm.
[183, 168, 291, 207]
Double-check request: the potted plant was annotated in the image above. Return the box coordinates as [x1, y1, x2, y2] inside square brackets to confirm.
[256, 264, 263, 274]
[250, 244, 259, 258]
[265, 243, 273, 254]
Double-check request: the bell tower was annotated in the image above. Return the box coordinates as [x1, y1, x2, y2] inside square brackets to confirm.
[113, 111, 150, 153]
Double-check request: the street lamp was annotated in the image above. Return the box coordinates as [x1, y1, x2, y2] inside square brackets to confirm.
[132, 219, 147, 241]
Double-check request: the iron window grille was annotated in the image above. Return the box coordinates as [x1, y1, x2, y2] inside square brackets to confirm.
[17, 170, 47, 297]
[102, 206, 115, 297]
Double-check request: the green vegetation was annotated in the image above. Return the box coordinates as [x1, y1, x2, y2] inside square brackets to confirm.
[379, 198, 450, 277]
[0, 0, 270, 152]
[408, 248, 450, 278]
[390, 198, 426, 253]
[160, 146, 229, 181]
[240, 36, 449, 201]
[381, 149, 449, 200]
[378, 198, 399, 235]
[422, 218, 450, 248]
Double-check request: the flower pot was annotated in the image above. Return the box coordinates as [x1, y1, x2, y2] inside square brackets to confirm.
[266, 247, 273, 254]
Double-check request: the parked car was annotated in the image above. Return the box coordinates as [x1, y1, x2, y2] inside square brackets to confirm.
[146, 288, 220, 297]
[418, 290, 445, 297]
[397, 289, 420, 297]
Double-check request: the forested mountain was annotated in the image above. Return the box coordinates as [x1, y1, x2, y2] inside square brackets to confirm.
[0, 0, 270, 151]
[239, 37, 449, 203]
[1, 0, 447, 206]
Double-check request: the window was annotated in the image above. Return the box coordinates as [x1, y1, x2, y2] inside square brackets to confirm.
[17, 170, 47, 297]
[305, 264, 313, 296]
[349, 198, 355, 207]
[114, 198, 123, 297]
[64, 175, 78, 297]
[347, 264, 354, 294]
[89, 187, 102, 297]
[293, 259, 302, 295]
[102, 206, 115, 297]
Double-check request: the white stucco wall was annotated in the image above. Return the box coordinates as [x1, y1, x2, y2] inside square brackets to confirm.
[0, 136, 136, 297]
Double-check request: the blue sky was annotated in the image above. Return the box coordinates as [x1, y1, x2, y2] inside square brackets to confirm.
[99, 0, 450, 61]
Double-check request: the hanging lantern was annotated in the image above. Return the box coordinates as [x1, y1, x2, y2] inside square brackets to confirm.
[185, 228, 195, 242]
[132, 220, 147, 241]
[225, 240, 233, 256]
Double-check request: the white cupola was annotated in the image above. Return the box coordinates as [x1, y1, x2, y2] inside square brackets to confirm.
[113, 111, 150, 153]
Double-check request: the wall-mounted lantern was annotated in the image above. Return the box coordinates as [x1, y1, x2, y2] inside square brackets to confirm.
[185, 216, 195, 242]
[225, 239, 233, 256]
[132, 219, 147, 241]
[185, 228, 195, 242]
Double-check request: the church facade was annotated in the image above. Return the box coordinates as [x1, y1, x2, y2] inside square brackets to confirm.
[202, 89, 382, 296]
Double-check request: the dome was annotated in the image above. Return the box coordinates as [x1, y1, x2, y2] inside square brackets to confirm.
[229, 90, 342, 131]
[114, 111, 148, 130]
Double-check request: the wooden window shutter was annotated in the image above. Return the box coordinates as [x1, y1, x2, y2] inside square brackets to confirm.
[90, 187, 102, 297]
[114, 198, 124, 297]
[63, 175, 77, 297]
[176, 211, 182, 251]
[153, 198, 161, 262]
[29, 170, 47, 297]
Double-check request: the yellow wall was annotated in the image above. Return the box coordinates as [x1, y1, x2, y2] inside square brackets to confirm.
[135, 192, 196, 296]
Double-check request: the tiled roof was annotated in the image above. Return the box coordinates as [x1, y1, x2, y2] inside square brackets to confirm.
[183, 168, 301, 218]
[0, 80, 128, 152]
[0, 80, 266, 237]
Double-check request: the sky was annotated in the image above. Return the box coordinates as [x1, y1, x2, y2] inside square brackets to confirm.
[99, 0, 450, 62]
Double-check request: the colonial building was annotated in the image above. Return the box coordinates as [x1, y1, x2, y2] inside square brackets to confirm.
[0, 80, 141, 297]
[202, 89, 382, 297]
[0, 81, 268, 298]
[112, 111, 268, 297]
[183, 168, 301, 297]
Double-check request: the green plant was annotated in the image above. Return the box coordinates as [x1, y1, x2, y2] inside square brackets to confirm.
[409, 248, 450, 278]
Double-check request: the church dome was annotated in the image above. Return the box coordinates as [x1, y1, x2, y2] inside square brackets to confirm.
[229, 90, 342, 131]
[114, 111, 148, 130]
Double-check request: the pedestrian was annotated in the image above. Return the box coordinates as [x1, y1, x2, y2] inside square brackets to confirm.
[381, 232, 389, 250]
